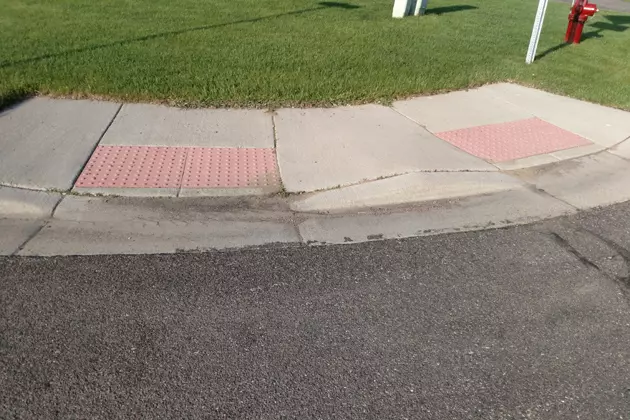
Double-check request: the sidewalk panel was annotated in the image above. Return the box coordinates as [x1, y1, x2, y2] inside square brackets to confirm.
[393, 87, 533, 132]
[0, 187, 61, 219]
[276, 105, 495, 193]
[487, 83, 630, 148]
[0, 98, 120, 190]
[100, 104, 274, 148]
[0, 219, 44, 255]
[513, 152, 630, 209]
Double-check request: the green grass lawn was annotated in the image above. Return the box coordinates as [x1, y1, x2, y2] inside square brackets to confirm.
[1, 0, 629, 110]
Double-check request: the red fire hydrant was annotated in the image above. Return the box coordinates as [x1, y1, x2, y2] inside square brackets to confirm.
[565, 0, 598, 44]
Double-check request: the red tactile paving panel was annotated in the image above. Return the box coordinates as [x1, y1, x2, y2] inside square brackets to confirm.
[182, 147, 280, 188]
[75, 146, 187, 188]
[435, 118, 592, 162]
[76, 146, 281, 189]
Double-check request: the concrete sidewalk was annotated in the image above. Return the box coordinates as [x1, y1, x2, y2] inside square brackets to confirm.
[2, 83, 630, 255]
[1, 83, 630, 200]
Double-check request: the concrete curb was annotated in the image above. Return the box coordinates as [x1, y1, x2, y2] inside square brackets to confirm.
[2, 147, 630, 256]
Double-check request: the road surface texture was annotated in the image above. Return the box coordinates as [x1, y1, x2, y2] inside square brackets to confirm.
[2, 202, 630, 419]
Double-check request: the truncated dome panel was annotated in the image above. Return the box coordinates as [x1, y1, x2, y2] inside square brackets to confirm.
[75, 146, 280, 189]
[435, 118, 592, 162]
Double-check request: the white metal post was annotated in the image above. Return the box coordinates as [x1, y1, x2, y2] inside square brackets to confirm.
[393, 0, 427, 18]
[414, 0, 429, 16]
[526, 0, 549, 64]
[392, 0, 411, 18]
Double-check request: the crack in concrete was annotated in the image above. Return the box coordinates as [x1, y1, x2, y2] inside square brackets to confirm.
[11, 221, 48, 256]
[522, 183, 579, 211]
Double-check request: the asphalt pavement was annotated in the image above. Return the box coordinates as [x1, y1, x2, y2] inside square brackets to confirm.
[2, 202, 630, 419]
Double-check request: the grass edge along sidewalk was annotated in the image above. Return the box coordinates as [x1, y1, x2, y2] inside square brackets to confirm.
[0, 0, 629, 110]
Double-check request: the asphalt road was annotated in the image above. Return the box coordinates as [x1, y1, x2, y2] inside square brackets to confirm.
[2, 202, 630, 419]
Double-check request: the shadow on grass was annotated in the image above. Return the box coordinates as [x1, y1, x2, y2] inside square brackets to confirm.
[583, 14, 630, 39]
[535, 42, 570, 59]
[535, 14, 630, 60]
[0, 88, 36, 114]
[425, 5, 478, 15]
[319, 1, 361, 9]
[0, 1, 360, 70]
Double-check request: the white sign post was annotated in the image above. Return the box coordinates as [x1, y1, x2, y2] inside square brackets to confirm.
[392, 0, 411, 18]
[526, 0, 549, 64]
[393, 0, 428, 18]
[414, 0, 429, 15]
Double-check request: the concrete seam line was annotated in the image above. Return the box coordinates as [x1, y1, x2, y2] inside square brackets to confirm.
[607, 135, 630, 162]
[387, 105, 428, 129]
[0, 183, 47, 193]
[271, 112, 278, 149]
[48, 194, 65, 219]
[69, 102, 124, 188]
[270, 113, 287, 193]
[306, 171, 412, 194]
[176, 148, 191, 198]
[293, 169, 496, 196]
[286, 207, 306, 243]
[11, 220, 48, 256]
[604, 134, 630, 151]
[292, 221, 306, 244]
[271, 112, 292, 195]
[522, 182, 579, 211]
